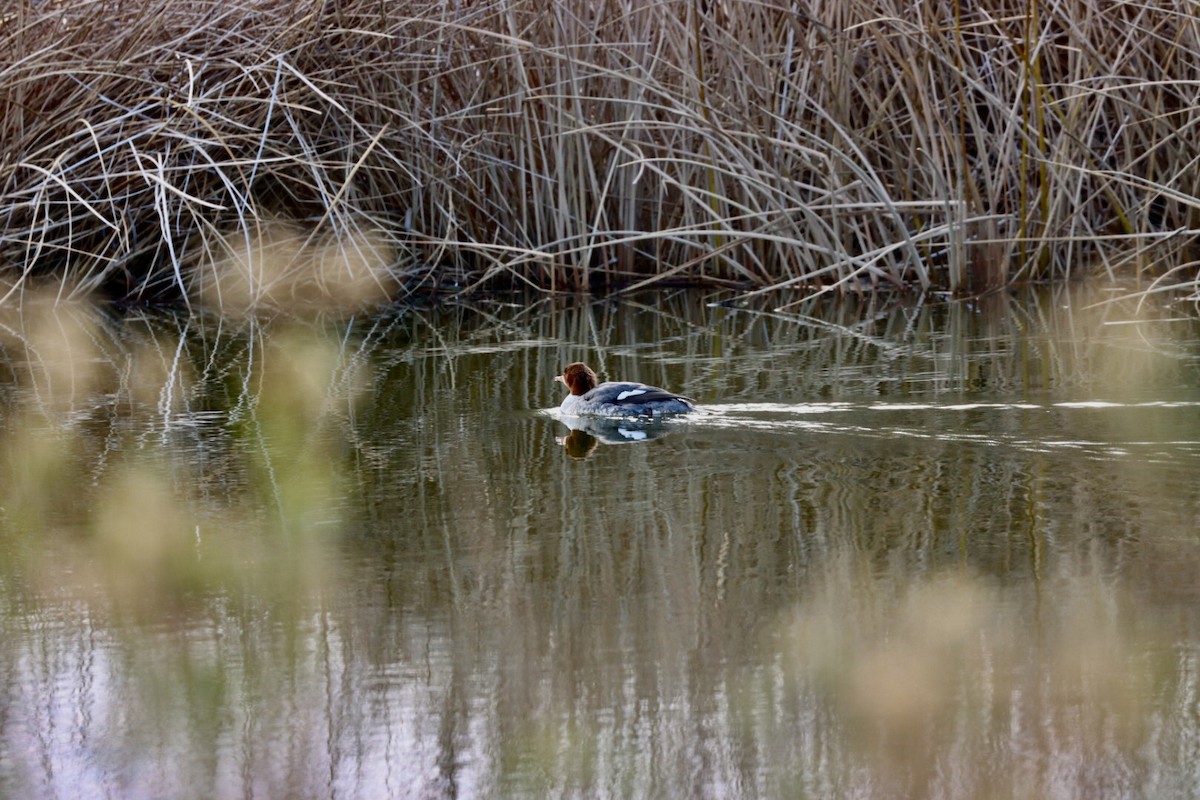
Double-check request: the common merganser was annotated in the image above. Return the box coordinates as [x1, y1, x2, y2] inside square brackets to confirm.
[554, 362, 697, 417]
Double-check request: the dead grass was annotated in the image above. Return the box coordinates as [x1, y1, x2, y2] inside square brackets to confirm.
[1, 0, 1198, 310]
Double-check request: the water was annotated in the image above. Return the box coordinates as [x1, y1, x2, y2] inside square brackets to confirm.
[0, 286, 1199, 799]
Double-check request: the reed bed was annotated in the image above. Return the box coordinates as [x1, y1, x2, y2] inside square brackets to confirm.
[1, 0, 1198, 310]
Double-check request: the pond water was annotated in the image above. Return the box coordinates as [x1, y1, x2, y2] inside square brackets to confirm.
[0, 285, 1199, 799]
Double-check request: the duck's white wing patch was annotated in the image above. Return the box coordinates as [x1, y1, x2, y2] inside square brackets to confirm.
[616, 388, 648, 401]
[617, 428, 649, 440]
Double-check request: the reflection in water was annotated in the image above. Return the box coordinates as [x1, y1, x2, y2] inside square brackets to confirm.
[551, 412, 684, 458]
[0, 286, 1198, 798]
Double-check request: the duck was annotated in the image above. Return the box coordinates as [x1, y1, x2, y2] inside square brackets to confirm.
[554, 362, 697, 417]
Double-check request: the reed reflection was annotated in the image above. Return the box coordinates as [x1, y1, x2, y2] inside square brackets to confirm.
[0, 285, 1197, 798]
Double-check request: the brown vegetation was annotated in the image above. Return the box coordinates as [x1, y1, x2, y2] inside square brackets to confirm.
[1, 0, 1198, 310]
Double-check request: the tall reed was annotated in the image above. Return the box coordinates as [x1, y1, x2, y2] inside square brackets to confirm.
[1, 0, 1197, 308]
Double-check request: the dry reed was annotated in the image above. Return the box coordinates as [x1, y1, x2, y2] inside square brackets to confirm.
[1, 0, 1198, 310]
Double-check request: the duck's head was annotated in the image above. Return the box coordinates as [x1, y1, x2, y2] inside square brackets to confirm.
[554, 362, 598, 396]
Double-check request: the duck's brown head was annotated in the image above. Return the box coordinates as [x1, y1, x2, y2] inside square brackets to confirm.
[554, 362, 598, 396]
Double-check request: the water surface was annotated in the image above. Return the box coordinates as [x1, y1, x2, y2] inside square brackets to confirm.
[1, 286, 1198, 799]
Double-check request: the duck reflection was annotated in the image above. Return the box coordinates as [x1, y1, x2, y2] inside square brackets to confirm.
[555, 415, 678, 459]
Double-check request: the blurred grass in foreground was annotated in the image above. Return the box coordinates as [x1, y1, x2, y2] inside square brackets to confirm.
[0, 285, 368, 622]
[771, 560, 1184, 798]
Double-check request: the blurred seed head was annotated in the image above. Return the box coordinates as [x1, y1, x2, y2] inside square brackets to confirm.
[0, 285, 111, 416]
[192, 220, 399, 317]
